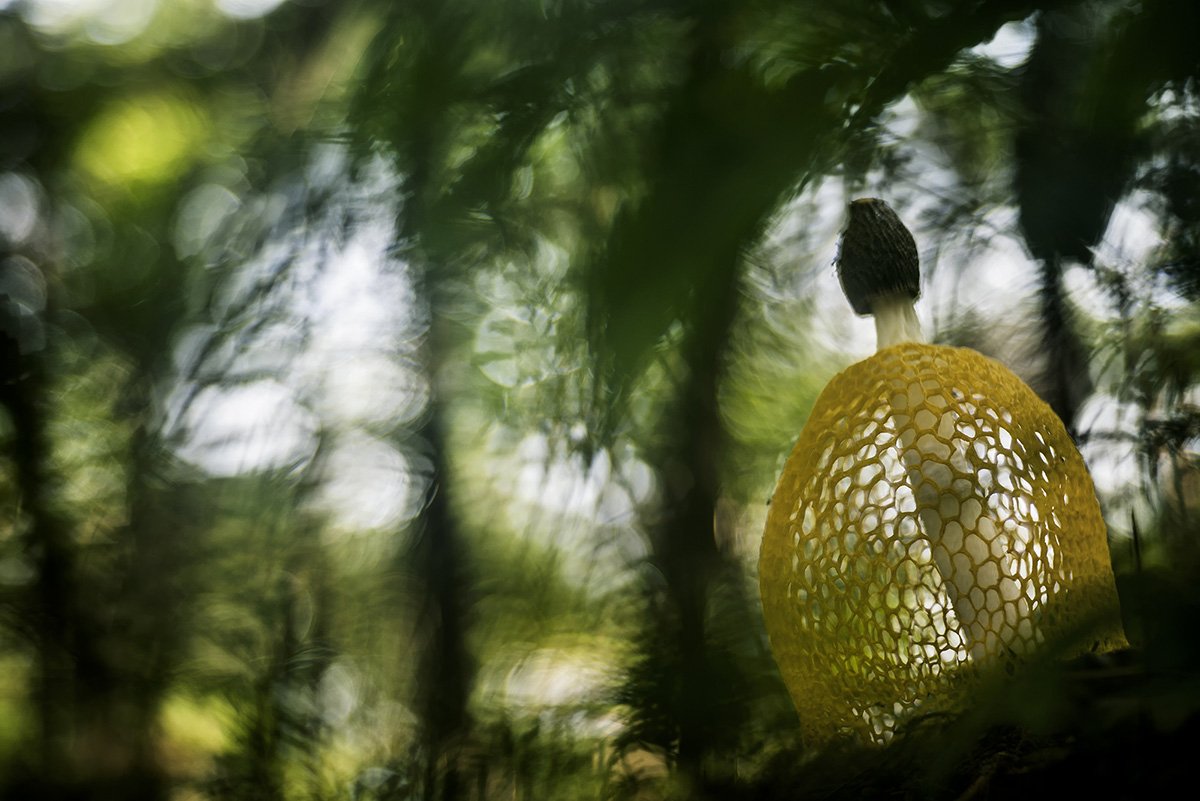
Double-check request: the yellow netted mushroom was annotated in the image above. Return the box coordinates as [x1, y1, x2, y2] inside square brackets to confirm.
[759, 199, 1126, 746]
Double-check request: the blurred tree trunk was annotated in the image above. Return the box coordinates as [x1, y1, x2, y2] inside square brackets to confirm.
[1, 293, 94, 785]
[410, 410, 474, 801]
[0, 194, 200, 799]
[380, 5, 480, 790]
[1015, 4, 1147, 434]
[1, 310, 167, 801]
[647, 286, 749, 776]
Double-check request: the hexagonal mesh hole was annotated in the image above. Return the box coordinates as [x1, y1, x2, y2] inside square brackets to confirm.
[759, 344, 1126, 746]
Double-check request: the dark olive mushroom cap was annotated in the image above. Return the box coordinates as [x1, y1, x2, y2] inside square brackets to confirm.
[836, 198, 920, 316]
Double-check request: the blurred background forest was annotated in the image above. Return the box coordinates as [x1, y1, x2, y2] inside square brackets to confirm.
[2, 0, 1200, 798]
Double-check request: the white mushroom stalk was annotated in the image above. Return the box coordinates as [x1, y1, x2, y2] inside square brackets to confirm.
[869, 293, 925, 350]
[837, 198, 981, 658]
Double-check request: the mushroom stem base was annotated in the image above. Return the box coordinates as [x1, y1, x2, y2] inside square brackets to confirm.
[872, 294, 925, 350]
